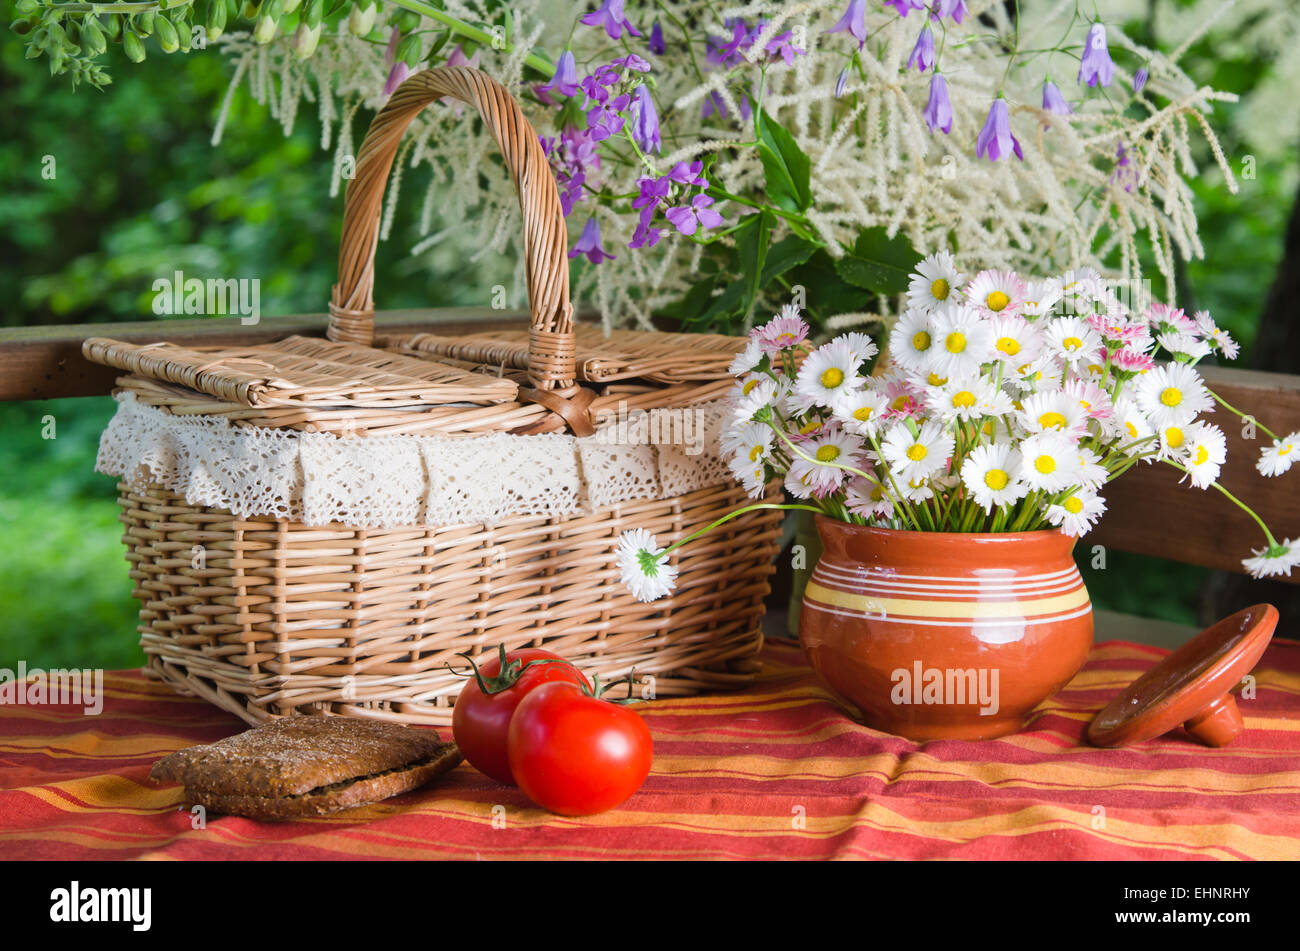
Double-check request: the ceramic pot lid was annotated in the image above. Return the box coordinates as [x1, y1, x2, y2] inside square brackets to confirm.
[1087, 603, 1278, 748]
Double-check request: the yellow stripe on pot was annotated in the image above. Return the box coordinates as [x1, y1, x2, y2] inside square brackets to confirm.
[804, 581, 1090, 619]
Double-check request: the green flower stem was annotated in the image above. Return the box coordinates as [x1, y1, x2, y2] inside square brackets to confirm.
[383, 0, 555, 75]
[704, 184, 815, 230]
[658, 502, 828, 559]
[42, 0, 194, 12]
[1162, 459, 1280, 550]
[1208, 388, 1279, 442]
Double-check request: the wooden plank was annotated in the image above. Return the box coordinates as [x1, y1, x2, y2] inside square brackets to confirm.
[0, 309, 529, 402]
[1091, 364, 1300, 582]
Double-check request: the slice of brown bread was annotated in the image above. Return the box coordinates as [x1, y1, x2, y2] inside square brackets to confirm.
[150, 716, 462, 821]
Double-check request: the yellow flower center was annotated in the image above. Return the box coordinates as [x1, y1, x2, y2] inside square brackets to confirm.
[982, 420, 997, 437]
[816, 445, 841, 463]
[984, 469, 1009, 491]
[891, 395, 909, 411]
[1282, 445, 1294, 456]
[820, 367, 845, 388]
[945, 332, 967, 354]
[1034, 455, 1056, 474]
[952, 390, 977, 409]
[912, 331, 932, 351]
[742, 378, 759, 395]
[996, 337, 1020, 356]
[986, 290, 1010, 312]
[927, 372, 948, 386]
[1125, 421, 1139, 438]
[871, 485, 886, 501]
[906, 444, 928, 462]
[749, 445, 764, 462]
[1086, 364, 1103, 377]
[931, 278, 950, 300]
[1062, 336, 1083, 351]
[1160, 387, 1183, 407]
[1063, 496, 1084, 514]
[799, 420, 821, 435]
[1038, 411, 1068, 430]
[853, 406, 874, 421]
[1194, 446, 1210, 466]
[1165, 427, 1185, 448]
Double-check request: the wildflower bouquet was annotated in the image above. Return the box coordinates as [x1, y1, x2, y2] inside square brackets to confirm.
[617, 255, 1300, 601]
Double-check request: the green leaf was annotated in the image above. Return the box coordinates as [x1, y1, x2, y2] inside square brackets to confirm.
[695, 279, 746, 333]
[833, 226, 922, 295]
[755, 107, 812, 213]
[788, 251, 872, 324]
[733, 210, 773, 324]
[759, 234, 818, 288]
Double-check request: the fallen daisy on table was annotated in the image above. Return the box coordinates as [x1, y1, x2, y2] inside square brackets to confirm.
[616, 256, 1300, 602]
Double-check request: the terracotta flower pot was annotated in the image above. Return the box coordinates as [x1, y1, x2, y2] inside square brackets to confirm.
[799, 516, 1093, 741]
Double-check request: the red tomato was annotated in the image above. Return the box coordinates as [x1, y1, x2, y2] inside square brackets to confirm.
[507, 682, 653, 816]
[452, 647, 590, 784]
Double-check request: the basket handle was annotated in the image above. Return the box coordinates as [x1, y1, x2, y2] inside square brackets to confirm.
[329, 66, 581, 403]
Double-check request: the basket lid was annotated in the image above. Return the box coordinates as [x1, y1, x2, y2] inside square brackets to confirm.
[388, 325, 748, 385]
[82, 334, 518, 409]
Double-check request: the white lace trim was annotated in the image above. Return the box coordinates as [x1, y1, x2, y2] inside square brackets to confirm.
[96, 392, 733, 528]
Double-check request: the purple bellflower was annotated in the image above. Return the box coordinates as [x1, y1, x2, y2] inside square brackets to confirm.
[649, 21, 666, 54]
[1041, 79, 1073, 115]
[885, 0, 925, 16]
[923, 73, 952, 133]
[632, 85, 662, 154]
[976, 97, 1023, 162]
[539, 50, 580, 99]
[931, 0, 967, 23]
[825, 0, 868, 48]
[907, 25, 935, 72]
[1133, 66, 1149, 94]
[570, 217, 615, 263]
[1078, 22, 1115, 88]
[581, 0, 642, 41]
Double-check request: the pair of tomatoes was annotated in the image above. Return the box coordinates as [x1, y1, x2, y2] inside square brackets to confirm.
[451, 647, 653, 816]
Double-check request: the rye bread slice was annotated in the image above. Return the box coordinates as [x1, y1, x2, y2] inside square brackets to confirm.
[150, 717, 462, 821]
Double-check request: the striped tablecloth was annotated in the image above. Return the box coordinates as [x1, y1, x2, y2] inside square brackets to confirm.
[2, 638, 1298, 860]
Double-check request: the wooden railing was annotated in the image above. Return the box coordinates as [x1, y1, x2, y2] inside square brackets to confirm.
[2, 310, 1297, 581]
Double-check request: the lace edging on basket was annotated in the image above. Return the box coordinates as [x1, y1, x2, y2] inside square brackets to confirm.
[94, 392, 734, 528]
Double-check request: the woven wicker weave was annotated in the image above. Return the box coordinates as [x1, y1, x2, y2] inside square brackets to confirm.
[87, 66, 781, 726]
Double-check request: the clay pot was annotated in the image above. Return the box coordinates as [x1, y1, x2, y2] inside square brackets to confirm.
[799, 517, 1093, 740]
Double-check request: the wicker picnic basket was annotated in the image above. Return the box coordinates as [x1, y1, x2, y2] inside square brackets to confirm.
[84, 66, 782, 727]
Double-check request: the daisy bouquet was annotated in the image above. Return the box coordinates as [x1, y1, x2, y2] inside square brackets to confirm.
[617, 253, 1300, 602]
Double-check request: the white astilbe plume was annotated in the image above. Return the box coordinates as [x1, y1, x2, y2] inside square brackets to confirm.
[209, 0, 1244, 330]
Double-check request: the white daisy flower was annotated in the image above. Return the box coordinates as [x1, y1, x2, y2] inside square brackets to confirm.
[729, 377, 779, 425]
[889, 308, 937, 375]
[787, 428, 860, 497]
[832, 387, 888, 438]
[961, 442, 1027, 513]
[1075, 447, 1109, 490]
[1019, 281, 1064, 319]
[616, 529, 678, 602]
[900, 473, 936, 503]
[1112, 396, 1155, 451]
[729, 337, 764, 376]
[845, 475, 894, 520]
[722, 421, 773, 466]
[793, 339, 861, 411]
[926, 375, 997, 422]
[1044, 488, 1107, 537]
[1019, 390, 1088, 437]
[907, 252, 964, 313]
[1018, 431, 1082, 491]
[1242, 539, 1300, 579]
[880, 420, 954, 481]
[1157, 331, 1212, 362]
[1134, 362, 1212, 430]
[1062, 377, 1115, 433]
[840, 332, 879, 365]
[1257, 431, 1300, 477]
[1058, 268, 1102, 313]
[928, 302, 993, 378]
[1158, 423, 1195, 460]
[729, 453, 769, 499]
[1180, 422, 1227, 489]
[965, 269, 1027, 316]
[1193, 311, 1241, 360]
[1043, 316, 1104, 369]
[988, 315, 1043, 366]
[1008, 354, 1062, 393]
